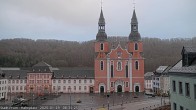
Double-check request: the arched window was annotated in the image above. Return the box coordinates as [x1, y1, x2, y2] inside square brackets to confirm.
[100, 61, 104, 70]
[100, 43, 104, 50]
[135, 43, 138, 50]
[126, 65, 128, 78]
[135, 61, 139, 70]
[117, 61, 122, 71]
[111, 61, 114, 78]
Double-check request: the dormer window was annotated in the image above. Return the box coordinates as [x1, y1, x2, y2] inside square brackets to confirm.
[100, 43, 104, 50]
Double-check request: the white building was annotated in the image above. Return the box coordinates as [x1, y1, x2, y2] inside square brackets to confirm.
[5, 70, 27, 96]
[52, 68, 94, 93]
[153, 66, 171, 95]
[144, 72, 154, 92]
[0, 71, 8, 100]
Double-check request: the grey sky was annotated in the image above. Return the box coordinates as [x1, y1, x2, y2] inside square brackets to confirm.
[0, 0, 195, 41]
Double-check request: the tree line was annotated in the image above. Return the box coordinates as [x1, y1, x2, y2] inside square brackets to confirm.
[0, 37, 196, 73]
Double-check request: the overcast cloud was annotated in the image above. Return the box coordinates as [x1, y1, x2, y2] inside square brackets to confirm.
[0, 0, 196, 41]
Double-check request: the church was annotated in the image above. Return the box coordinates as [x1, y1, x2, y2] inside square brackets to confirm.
[94, 8, 144, 93]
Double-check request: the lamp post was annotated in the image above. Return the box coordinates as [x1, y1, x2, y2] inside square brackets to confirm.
[68, 87, 71, 110]
[112, 89, 114, 106]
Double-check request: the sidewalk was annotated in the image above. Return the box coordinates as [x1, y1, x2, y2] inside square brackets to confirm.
[98, 97, 169, 110]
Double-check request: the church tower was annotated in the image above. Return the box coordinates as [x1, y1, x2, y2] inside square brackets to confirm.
[94, 8, 109, 93]
[128, 9, 144, 92]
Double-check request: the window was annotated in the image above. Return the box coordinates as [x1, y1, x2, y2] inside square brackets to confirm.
[12, 80, 15, 84]
[172, 80, 176, 92]
[58, 86, 61, 90]
[117, 51, 122, 58]
[180, 106, 184, 110]
[84, 80, 86, 83]
[135, 43, 138, 50]
[100, 43, 104, 50]
[16, 80, 19, 84]
[185, 83, 190, 97]
[63, 86, 66, 90]
[79, 80, 81, 83]
[12, 86, 14, 90]
[125, 64, 128, 78]
[68, 80, 71, 83]
[79, 86, 81, 90]
[16, 86, 18, 90]
[179, 82, 183, 94]
[194, 84, 196, 99]
[173, 103, 176, 110]
[53, 86, 55, 91]
[126, 82, 129, 87]
[111, 82, 114, 87]
[74, 80, 76, 83]
[64, 80, 66, 83]
[58, 80, 61, 83]
[117, 61, 122, 71]
[135, 61, 139, 70]
[20, 86, 22, 90]
[84, 86, 87, 90]
[110, 65, 114, 78]
[100, 61, 104, 70]
[53, 80, 56, 83]
[90, 79, 92, 83]
[8, 80, 11, 84]
[74, 86, 76, 90]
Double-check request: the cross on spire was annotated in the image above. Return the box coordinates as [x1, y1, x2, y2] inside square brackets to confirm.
[133, 0, 136, 9]
[101, 0, 103, 9]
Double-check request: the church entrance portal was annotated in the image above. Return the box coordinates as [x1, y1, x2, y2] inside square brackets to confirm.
[117, 85, 122, 93]
[100, 86, 104, 93]
[135, 86, 139, 92]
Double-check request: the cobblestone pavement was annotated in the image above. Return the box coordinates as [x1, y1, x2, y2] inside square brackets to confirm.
[0, 93, 169, 110]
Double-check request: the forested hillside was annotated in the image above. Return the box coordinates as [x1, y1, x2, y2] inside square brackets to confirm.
[0, 37, 196, 72]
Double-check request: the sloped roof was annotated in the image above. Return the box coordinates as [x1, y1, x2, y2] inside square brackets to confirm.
[169, 59, 196, 74]
[3, 70, 29, 79]
[183, 46, 196, 53]
[31, 61, 53, 73]
[155, 66, 168, 73]
[144, 72, 154, 80]
[53, 67, 94, 79]
[33, 61, 51, 67]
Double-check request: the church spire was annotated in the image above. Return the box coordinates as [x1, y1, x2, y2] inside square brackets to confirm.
[129, 9, 141, 41]
[96, 8, 107, 41]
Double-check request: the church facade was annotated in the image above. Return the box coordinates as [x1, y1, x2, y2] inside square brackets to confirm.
[94, 9, 144, 93]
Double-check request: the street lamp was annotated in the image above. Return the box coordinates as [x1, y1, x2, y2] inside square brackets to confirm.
[112, 89, 114, 106]
[68, 87, 71, 110]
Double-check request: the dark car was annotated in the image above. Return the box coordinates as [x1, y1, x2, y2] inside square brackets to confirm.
[41, 97, 47, 100]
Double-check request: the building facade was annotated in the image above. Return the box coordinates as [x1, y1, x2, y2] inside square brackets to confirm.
[26, 62, 53, 95]
[144, 72, 154, 92]
[52, 68, 94, 93]
[169, 46, 196, 110]
[94, 9, 144, 93]
[0, 70, 7, 100]
[152, 66, 171, 95]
